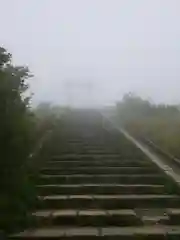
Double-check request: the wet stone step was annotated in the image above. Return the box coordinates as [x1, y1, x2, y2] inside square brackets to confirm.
[79, 148, 120, 152]
[82, 150, 122, 154]
[51, 154, 124, 161]
[135, 208, 170, 225]
[37, 184, 166, 195]
[10, 226, 180, 239]
[58, 144, 108, 148]
[52, 150, 95, 154]
[39, 194, 180, 210]
[10, 113, 180, 239]
[40, 167, 159, 175]
[45, 160, 154, 168]
[38, 174, 165, 185]
[51, 157, 151, 162]
[167, 209, 180, 225]
[32, 209, 142, 227]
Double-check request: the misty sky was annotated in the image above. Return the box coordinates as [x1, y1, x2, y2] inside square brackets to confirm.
[1, 0, 180, 106]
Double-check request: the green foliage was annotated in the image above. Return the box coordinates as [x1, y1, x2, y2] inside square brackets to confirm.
[0, 47, 36, 233]
[33, 103, 68, 141]
[0, 47, 67, 234]
[116, 93, 180, 158]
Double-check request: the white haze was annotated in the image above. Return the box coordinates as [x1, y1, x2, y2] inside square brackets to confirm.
[0, 0, 180, 107]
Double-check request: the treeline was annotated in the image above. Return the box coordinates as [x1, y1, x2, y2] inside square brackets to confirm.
[0, 47, 63, 234]
[116, 93, 180, 158]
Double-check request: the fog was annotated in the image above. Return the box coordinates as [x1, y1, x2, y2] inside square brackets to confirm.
[1, 0, 180, 107]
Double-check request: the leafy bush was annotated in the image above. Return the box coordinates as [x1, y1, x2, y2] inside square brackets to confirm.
[116, 93, 180, 158]
[0, 47, 68, 234]
[0, 47, 37, 233]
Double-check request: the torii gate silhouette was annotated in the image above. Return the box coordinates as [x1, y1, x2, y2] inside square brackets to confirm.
[63, 79, 94, 108]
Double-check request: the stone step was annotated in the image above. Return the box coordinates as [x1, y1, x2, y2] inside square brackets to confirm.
[51, 150, 96, 155]
[37, 184, 166, 195]
[83, 150, 121, 154]
[45, 160, 154, 168]
[40, 167, 158, 175]
[135, 208, 170, 225]
[10, 225, 180, 239]
[10, 112, 180, 239]
[74, 147, 119, 151]
[57, 144, 107, 148]
[61, 141, 113, 146]
[32, 209, 142, 227]
[51, 154, 124, 161]
[61, 149, 120, 155]
[51, 155, 149, 162]
[38, 174, 165, 185]
[167, 209, 180, 225]
[39, 194, 180, 209]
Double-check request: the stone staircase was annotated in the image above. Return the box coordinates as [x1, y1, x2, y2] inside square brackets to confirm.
[10, 111, 180, 239]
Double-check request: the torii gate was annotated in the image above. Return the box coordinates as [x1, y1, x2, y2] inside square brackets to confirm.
[63, 80, 95, 108]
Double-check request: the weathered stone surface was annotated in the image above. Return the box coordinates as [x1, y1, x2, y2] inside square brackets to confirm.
[9, 111, 180, 239]
[53, 210, 77, 216]
[78, 210, 106, 216]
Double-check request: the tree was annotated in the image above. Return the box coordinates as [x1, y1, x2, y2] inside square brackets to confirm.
[0, 47, 36, 233]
